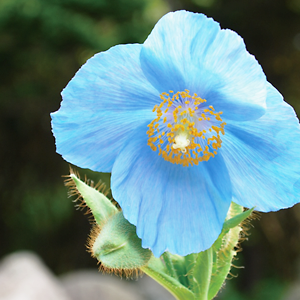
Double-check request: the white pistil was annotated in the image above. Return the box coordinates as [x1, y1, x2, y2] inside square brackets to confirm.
[172, 133, 190, 153]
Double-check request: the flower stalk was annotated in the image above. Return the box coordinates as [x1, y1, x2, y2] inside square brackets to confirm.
[193, 248, 213, 300]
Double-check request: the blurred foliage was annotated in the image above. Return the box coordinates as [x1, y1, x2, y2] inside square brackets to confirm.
[218, 277, 288, 300]
[0, 0, 169, 273]
[1, 0, 300, 298]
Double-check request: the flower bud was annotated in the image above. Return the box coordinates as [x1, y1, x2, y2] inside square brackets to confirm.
[89, 212, 152, 276]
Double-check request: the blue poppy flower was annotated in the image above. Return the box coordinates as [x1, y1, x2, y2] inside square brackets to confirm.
[51, 10, 300, 257]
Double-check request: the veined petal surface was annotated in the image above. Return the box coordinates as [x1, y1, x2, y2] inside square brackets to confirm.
[222, 83, 300, 211]
[51, 10, 300, 257]
[111, 124, 232, 256]
[141, 10, 266, 121]
[51, 44, 157, 172]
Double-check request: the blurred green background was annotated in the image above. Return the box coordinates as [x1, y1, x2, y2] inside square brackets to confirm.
[1, 0, 300, 299]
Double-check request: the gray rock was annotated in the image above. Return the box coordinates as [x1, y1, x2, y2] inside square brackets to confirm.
[282, 283, 300, 300]
[61, 270, 144, 300]
[0, 251, 175, 300]
[0, 251, 71, 300]
[60, 270, 175, 300]
[136, 274, 176, 300]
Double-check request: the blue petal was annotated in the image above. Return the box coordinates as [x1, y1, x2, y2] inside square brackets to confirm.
[111, 124, 232, 256]
[51, 44, 158, 172]
[221, 83, 300, 211]
[141, 10, 266, 121]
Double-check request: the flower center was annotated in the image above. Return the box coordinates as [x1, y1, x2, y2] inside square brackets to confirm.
[147, 90, 226, 167]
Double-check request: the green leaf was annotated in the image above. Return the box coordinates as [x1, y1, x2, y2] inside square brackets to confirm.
[184, 203, 252, 300]
[162, 252, 179, 281]
[222, 205, 254, 233]
[169, 253, 190, 287]
[184, 253, 198, 291]
[69, 173, 118, 225]
[192, 248, 213, 300]
[141, 256, 195, 300]
[208, 203, 246, 299]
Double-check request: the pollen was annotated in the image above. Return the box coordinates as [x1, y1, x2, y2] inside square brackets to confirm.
[147, 90, 226, 167]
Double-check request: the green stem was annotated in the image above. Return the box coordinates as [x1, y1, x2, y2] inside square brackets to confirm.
[193, 247, 213, 300]
[162, 252, 179, 281]
[184, 253, 197, 290]
[141, 256, 195, 300]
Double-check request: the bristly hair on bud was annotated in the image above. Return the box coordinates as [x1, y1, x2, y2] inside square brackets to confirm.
[64, 166, 115, 224]
[86, 224, 144, 278]
[204, 203, 257, 299]
[232, 209, 261, 256]
[231, 209, 261, 284]
[87, 212, 152, 278]
[64, 167, 152, 278]
[223, 209, 261, 284]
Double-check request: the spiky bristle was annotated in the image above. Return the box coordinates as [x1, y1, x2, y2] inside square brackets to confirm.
[86, 225, 143, 279]
[64, 166, 113, 224]
[234, 209, 261, 255]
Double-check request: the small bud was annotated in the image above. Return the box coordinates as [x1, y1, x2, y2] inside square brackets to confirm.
[88, 212, 152, 276]
[66, 170, 152, 277]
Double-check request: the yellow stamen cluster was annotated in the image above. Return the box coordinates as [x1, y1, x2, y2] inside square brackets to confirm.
[147, 90, 226, 167]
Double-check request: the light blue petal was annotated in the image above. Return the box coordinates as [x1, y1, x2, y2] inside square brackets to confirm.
[51, 44, 158, 172]
[51, 110, 153, 172]
[190, 23, 267, 120]
[221, 83, 300, 211]
[141, 10, 266, 121]
[111, 124, 232, 256]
